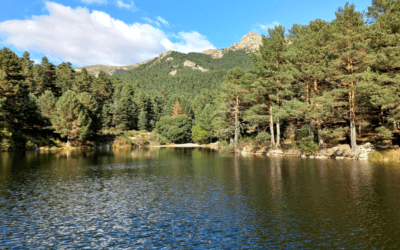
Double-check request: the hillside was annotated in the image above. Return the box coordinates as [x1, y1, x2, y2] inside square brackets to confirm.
[74, 32, 262, 77]
[110, 49, 254, 97]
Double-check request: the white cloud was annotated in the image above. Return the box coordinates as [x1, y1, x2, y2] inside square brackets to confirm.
[162, 31, 215, 54]
[115, 0, 137, 11]
[156, 16, 168, 26]
[0, 2, 215, 66]
[155, 21, 161, 27]
[142, 17, 153, 23]
[257, 21, 280, 31]
[81, 0, 108, 4]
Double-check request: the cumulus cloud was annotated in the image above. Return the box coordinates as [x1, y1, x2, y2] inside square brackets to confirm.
[156, 16, 168, 26]
[162, 31, 215, 54]
[257, 21, 281, 31]
[0, 2, 215, 66]
[115, 0, 137, 11]
[81, 0, 108, 4]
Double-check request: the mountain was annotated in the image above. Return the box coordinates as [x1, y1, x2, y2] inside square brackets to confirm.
[110, 49, 254, 97]
[202, 32, 262, 59]
[74, 32, 262, 77]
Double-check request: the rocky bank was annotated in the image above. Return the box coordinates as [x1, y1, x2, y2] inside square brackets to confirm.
[240, 142, 375, 160]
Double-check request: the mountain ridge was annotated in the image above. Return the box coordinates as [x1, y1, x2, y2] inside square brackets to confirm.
[74, 32, 262, 77]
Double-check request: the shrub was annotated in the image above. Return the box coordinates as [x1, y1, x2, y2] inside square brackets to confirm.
[296, 137, 320, 155]
[0, 126, 13, 152]
[376, 126, 393, 140]
[218, 140, 234, 152]
[192, 125, 208, 143]
[112, 136, 133, 148]
[155, 115, 192, 143]
[255, 131, 271, 145]
[150, 132, 170, 145]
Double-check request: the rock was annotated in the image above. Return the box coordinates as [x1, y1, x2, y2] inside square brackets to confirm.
[269, 149, 284, 156]
[336, 148, 344, 156]
[183, 60, 209, 72]
[241, 147, 250, 155]
[203, 32, 263, 59]
[315, 155, 328, 159]
[284, 149, 301, 157]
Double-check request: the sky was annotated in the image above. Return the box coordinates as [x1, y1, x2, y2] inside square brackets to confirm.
[0, 0, 372, 68]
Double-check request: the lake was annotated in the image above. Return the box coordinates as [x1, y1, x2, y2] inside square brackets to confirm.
[1, 147, 400, 249]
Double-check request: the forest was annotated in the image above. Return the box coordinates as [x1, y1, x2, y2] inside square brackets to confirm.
[0, 1, 399, 155]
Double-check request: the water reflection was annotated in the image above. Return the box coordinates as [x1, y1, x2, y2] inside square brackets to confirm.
[1, 149, 400, 248]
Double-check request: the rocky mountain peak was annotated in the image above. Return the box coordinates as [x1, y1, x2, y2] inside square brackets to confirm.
[202, 32, 262, 59]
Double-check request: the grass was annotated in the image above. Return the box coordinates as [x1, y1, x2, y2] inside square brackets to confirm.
[369, 149, 400, 163]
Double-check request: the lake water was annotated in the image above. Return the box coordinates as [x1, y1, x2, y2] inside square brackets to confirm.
[1, 147, 400, 249]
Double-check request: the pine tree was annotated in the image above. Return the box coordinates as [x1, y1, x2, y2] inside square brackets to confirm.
[20, 51, 35, 94]
[51, 90, 92, 143]
[172, 100, 184, 116]
[138, 110, 147, 131]
[56, 62, 75, 93]
[219, 67, 248, 150]
[0, 48, 26, 129]
[73, 68, 93, 94]
[40, 57, 59, 96]
[250, 25, 294, 148]
[365, 0, 400, 134]
[37, 90, 57, 123]
[78, 92, 99, 136]
[92, 71, 113, 105]
[329, 3, 369, 153]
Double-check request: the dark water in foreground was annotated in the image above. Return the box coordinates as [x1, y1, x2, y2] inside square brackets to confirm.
[1, 148, 400, 249]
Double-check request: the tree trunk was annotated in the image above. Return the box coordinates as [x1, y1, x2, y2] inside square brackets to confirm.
[269, 98, 275, 148]
[317, 121, 323, 148]
[314, 78, 318, 91]
[234, 95, 239, 152]
[350, 88, 357, 154]
[306, 82, 309, 104]
[276, 118, 281, 148]
[276, 87, 280, 147]
[350, 115, 357, 154]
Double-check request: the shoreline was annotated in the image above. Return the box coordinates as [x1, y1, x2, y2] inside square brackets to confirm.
[15, 142, 400, 163]
[150, 143, 205, 148]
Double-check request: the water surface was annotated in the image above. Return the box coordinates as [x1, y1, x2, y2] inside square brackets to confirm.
[1, 148, 400, 248]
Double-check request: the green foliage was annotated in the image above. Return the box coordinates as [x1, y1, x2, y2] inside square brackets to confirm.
[51, 90, 92, 141]
[297, 137, 320, 155]
[150, 132, 170, 145]
[138, 110, 147, 131]
[376, 126, 394, 140]
[155, 115, 192, 143]
[255, 131, 271, 143]
[319, 127, 347, 139]
[112, 136, 134, 148]
[37, 90, 57, 120]
[192, 125, 208, 143]
[218, 140, 235, 152]
[0, 125, 13, 151]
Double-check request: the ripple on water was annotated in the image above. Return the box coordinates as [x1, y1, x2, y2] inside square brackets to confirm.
[1, 149, 400, 249]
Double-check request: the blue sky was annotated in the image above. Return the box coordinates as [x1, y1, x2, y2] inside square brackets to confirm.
[0, 0, 372, 67]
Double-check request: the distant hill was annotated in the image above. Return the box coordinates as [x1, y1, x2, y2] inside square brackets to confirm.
[111, 49, 255, 97]
[74, 32, 262, 77]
